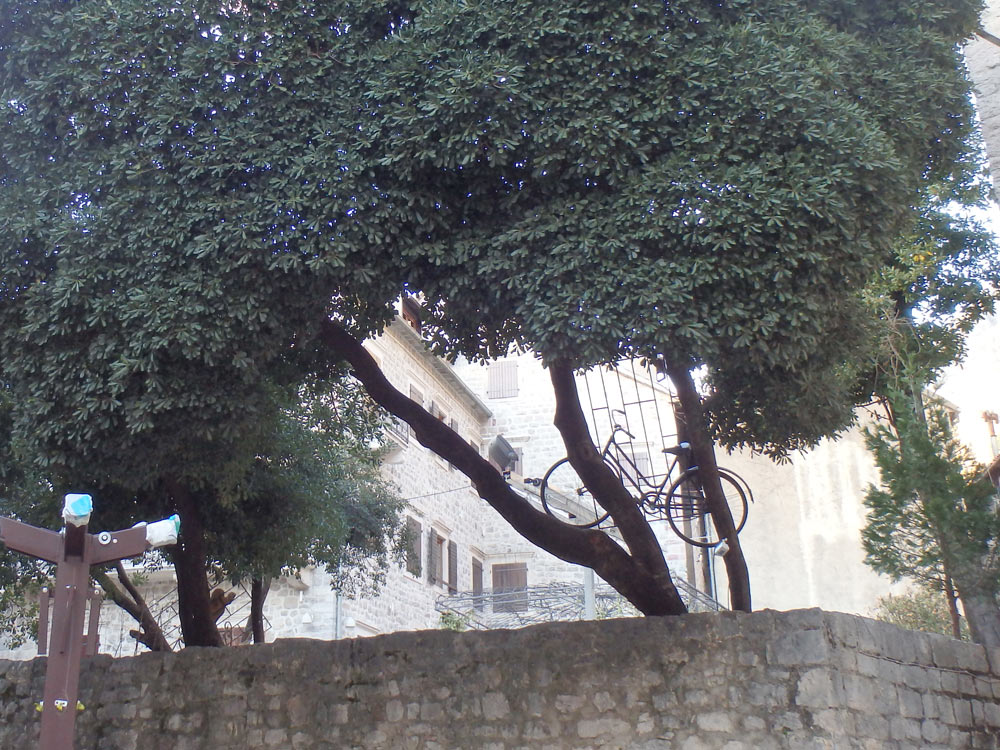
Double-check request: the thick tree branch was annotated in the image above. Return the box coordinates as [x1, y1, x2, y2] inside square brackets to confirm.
[548, 360, 686, 612]
[93, 564, 172, 652]
[318, 319, 686, 615]
[663, 353, 752, 612]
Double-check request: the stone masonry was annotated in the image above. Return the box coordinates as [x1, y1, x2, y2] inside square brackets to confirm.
[1, 609, 998, 749]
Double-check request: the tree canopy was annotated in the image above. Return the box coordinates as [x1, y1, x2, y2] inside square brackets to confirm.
[0, 0, 987, 627]
[2, 0, 983, 464]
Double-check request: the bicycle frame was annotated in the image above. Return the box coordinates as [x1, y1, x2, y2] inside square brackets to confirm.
[599, 424, 692, 504]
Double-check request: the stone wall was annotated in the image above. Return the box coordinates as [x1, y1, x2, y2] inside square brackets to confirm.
[2, 610, 998, 749]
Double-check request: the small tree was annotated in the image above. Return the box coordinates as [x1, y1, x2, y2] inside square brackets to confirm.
[871, 586, 969, 641]
[863, 392, 1000, 645]
[0, 375, 405, 650]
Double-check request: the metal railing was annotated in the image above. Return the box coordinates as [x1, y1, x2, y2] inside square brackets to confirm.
[435, 577, 723, 631]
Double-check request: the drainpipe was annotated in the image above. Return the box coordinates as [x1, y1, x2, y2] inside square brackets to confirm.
[334, 590, 342, 640]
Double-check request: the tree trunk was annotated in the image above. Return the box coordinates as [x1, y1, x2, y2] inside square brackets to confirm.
[166, 479, 224, 648]
[250, 577, 270, 644]
[944, 574, 962, 640]
[954, 586, 1000, 647]
[663, 354, 752, 612]
[319, 320, 687, 616]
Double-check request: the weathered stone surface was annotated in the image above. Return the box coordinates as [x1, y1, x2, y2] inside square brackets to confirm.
[1, 610, 997, 749]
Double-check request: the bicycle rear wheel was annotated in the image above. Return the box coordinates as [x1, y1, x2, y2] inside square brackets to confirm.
[540, 458, 611, 528]
[661, 468, 747, 547]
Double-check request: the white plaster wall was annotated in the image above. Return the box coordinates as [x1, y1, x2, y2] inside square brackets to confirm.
[967, 4, 1000, 205]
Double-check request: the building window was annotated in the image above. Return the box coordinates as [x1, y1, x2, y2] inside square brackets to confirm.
[492, 562, 528, 612]
[620, 446, 651, 488]
[486, 361, 518, 399]
[405, 517, 422, 577]
[429, 400, 446, 421]
[386, 414, 409, 446]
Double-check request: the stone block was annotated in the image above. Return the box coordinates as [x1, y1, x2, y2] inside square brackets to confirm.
[796, 668, 837, 709]
[765, 629, 830, 666]
[482, 692, 510, 720]
[983, 700, 1000, 728]
[812, 708, 853, 736]
[898, 687, 924, 718]
[841, 673, 878, 712]
[576, 716, 630, 739]
[695, 711, 733, 733]
[953, 698, 973, 725]
[592, 690, 615, 712]
[922, 718, 951, 744]
[889, 715, 922, 742]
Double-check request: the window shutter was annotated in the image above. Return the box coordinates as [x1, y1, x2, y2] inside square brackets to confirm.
[472, 558, 484, 611]
[486, 361, 518, 399]
[447, 540, 458, 594]
[472, 559, 483, 596]
[408, 386, 424, 438]
[427, 529, 439, 584]
[492, 562, 528, 612]
[447, 418, 459, 471]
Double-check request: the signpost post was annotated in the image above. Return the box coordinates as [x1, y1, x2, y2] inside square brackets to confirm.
[0, 494, 179, 750]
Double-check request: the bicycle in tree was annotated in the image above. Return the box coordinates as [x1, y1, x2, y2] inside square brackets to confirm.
[534, 417, 752, 547]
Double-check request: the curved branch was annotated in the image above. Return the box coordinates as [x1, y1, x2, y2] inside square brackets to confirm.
[318, 319, 686, 614]
[93, 564, 172, 652]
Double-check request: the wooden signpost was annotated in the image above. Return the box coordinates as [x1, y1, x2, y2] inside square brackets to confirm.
[0, 494, 179, 750]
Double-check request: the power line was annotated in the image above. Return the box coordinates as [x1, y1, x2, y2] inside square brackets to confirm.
[403, 484, 474, 502]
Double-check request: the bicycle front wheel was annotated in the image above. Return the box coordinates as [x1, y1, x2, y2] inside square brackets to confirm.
[661, 468, 747, 547]
[540, 458, 611, 528]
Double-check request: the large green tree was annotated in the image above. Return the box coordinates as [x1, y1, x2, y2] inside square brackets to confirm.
[0, 0, 984, 628]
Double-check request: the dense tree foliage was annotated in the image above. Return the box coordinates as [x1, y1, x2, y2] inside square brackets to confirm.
[1, 0, 985, 628]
